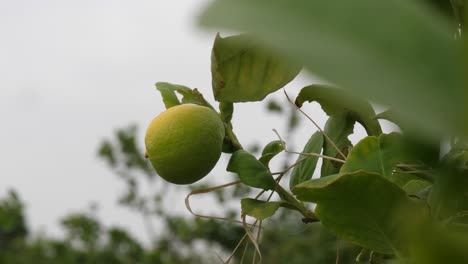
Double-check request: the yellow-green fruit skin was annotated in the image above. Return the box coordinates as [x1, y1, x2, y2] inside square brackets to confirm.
[145, 104, 225, 185]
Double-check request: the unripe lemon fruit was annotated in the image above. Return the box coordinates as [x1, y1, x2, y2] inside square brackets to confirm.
[145, 104, 225, 184]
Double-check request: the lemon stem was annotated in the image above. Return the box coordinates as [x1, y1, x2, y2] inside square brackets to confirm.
[274, 183, 318, 223]
[225, 122, 244, 151]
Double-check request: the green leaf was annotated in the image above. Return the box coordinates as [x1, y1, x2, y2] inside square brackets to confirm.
[289, 131, 324, 189]
[340, 133, 405, 179]
[321, 114, 354, 177]
[390, 173, 423, 188]
[155, 82, 182, 108]
[227, 150, 276, 190]
[292, 171, 429, 255]
[155, 82, 215, 110]
[296, 85, 381, 136]
[241, 198, 283, 220]
[200, 0, 464, 139]
[402, 180, 431, 196]
[211, 34, 301, 102]
[259, 140, 284, 167]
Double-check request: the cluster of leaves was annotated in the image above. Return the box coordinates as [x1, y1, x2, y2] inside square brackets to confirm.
[147, 0, 468, 263]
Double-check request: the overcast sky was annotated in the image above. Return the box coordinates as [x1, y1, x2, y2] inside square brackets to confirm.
[0, 0, 383, 244]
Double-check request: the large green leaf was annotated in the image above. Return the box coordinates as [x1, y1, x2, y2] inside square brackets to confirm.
[321, 114, 354, 177]
[340, 133, 405, 179]
[296, 85, 381, 136]
[292, 171, 429, 255]
[227, 150, 276, 190]
[289, 131, 324, 189]
[211, 34, 301, 102]
[200, 0, 465, 139]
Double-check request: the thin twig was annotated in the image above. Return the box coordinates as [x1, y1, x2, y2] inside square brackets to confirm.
[239, 177, 282, 264]
[336, 239, 340, 264]
[240, 236, 249, 264]
[395, 170, 431, 174]
[283, 89, 347, 160]
[396, 164, 426, 168]
[394, 169, 434, 183]
[227, 233, 249, 264]
[252, 221, 263, 264]
[185, 180, 255, 226]
[271, 156, 309, 176]
[273, 129, 346, 163]
[242, 215, 262, 264]
[215, 253, 225, 264]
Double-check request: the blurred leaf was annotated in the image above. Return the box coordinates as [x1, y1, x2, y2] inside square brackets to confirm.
[375, 111, 441, 165]
[296, 85, 381, 136]
[321, 114, 354, 177]
[259, 140, 284, 167]
[156, 82, 215, 110]
[61, 213, 101, 248]
[287, 105, 301, 131]
[408, 222, 468, 264]
[241, 199, 283, 220]
[402, 134, 441, 166]
[227, 150, 276, 190]
[425, 0, 458, 21]
[211, 34, 301, 102]
[266, 99, 283, 113]
[340, 133, 405, 179]
[374, 109, 400, 126]
[290, 131, 324, 189]
[247, 143, 261, 155]
[98, 140, 116, 167]
[402, 180, 431, 196]
[428, 168, 468, 220]
[200, 0, 465, 140]
[293, 171, 429, 255]
[116, 125, 154, 176]
[232, 182, 253, 198]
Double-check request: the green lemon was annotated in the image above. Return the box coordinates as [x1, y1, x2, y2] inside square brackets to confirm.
[145, 104, 225, 184]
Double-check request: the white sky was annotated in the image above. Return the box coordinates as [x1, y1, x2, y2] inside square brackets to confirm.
[0, 0, 388, 244]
